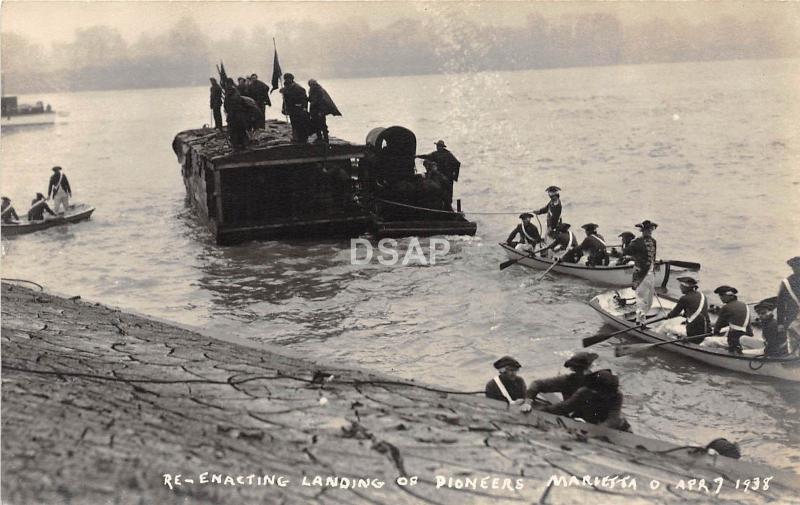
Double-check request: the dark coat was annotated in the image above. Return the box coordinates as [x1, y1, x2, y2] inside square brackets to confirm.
[48, 172, 72, 199]
[528, 372, 588, 402]
[565, 234, 608, 266]
[281, 82, 308, 115]
[762, 317, 788, 357]
[28, 198, 55, 221]
[1, 201, 19, 223]
[210, 83, 223, 108]
[417, 149, 461, 181]
[485, 375, 526, 404]
[777, 274, 800, 330]
[507, 222, 541, 245]
[623, 236, 657, 283]
[308, 83, 341, 117]
[249, 79, 271, 107]
[534, 199, 562, 231]
[666, 290, 711, 340]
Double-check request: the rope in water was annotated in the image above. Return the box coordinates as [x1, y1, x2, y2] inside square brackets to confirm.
[373, 198, 528, 216]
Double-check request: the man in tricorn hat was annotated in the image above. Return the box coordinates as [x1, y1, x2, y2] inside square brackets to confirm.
[541, 369, 630, 431]
[539, 222, 578, 259]
[532, 186, 562, 239]
[506, 212, 543, 253]
[416, 140, 461, 205]
[48, 166, 72, 214]
[520, 351, 599, 413]
[623, 220, 658, 322]
[561, 223, 609, 266]
[610, 231, 635, 265]
[663, 277, 710, 343]
[708, 285, 753, 354]
[755, 299, 788, 357]
[485, 356, 526, 405]
[777, 256, 800, 353]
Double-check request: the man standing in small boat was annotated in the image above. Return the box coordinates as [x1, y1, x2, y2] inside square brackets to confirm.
[562, 223, 609, 266]
[520, 351, 598, 412]
[532, 186, 562, 239]
[484, 356, 526, 406]
[48, 166, 72, 215]
[777, 256, 800, 353]
[709, 285, 753, 354]
[28, 193, 56, 221]
[1, 196, 20, 224]
[416, 140, 461, 205]
[664, 277, 710, 343]
[755, 299, 788, 357]
[623, 220, 658, 323]
[506, 213, 543, 253]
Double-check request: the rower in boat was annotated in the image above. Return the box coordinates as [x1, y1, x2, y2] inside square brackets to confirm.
[536, 369, 631, 431]
[505, 213, 543, 253]
[484, 356, 526, 406]
[561, 223, 609, 266]
[755, 299, 789, 357]
[520, 351, 598, 413]
[27, 193, 56, 222]
[623, 220, 658, 323]
[538, 222, 577, 259]
[532, 186, 562, 239]
[609, 231, 635, 265]
[661, 276, 710, 343]
[777, 256, 800, 353]
[705, 285, 754, 354]
[1, 196, 20, 224]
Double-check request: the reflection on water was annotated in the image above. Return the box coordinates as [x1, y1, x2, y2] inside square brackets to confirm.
[1, 58, 799, 469]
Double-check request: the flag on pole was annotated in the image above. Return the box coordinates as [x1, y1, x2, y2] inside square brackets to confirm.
[271, 39, 282, 93]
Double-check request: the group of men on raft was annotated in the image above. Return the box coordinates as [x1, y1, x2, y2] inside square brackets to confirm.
[506, 186, 800, 356]
[1, 166, 73, 224]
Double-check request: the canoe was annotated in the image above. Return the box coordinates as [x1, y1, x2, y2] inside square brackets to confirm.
[588, 289, 800, 382]
[2, 204, 95, 237]
[499, 242, 671, 287]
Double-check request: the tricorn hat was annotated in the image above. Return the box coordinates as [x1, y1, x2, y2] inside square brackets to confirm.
[787, 256, 800, 268]
[564, 351, 598, 369]
[435, 140, 446, 147]
[714, 285, 738, 296]
[493, 356, 521, 370]
[754, 299, 776, 312]
[581, 223, 599, 231]
[618, 231, 635, 239]
[519, 212, 533, 220]
[557, 222, 571, 232]
[1, 196, 9, 201]
[676, 276, 698, 287]
[635, 220, 658, 230]
[52, 166, 62, 172]
[546, 185, 561, 194]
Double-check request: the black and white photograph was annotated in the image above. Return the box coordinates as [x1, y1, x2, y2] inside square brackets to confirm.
[1, 1, 799, 503]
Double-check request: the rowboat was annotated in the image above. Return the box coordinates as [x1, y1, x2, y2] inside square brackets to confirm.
[1, 204, 95, 237]
[499, 242, 672, 287]
[589, 289, 800, 382]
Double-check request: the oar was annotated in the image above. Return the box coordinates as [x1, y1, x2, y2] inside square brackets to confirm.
[663, 260, 700, 271]
[499, 243, 546, 270]
[535, 257, 561, 281]
[582, 315, 669, 348]
[614, 332, 712, 357]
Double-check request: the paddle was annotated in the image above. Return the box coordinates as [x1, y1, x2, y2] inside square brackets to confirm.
[499, 243, 546, 270]
[614, 332, 712, 357]
[582, 315, 670, 348]
[663, 260, 701, 271]
[535, 257, 561, 281]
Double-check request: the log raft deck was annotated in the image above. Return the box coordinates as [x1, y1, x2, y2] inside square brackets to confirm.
[173, 120, 369, 245]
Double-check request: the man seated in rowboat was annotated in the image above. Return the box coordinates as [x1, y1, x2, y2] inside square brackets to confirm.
[1, 196, 20, 224]
[777, 256, 800, 353]
[609, 231, 635, 265]
[755, 299, 789, 357]
[703, 286, 754, 354]
[520, 351, 598, 412]
[484, 356, 526, 406]
[531, 369, 631, 432]
[659, 277, 711, 343]
[27, 193, 56, 222]
[505, 213, 543, 253]
[561, 223, 609, 266]
[538, 222, 577, 259]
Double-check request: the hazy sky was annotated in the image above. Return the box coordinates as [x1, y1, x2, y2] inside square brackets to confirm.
[4, 1, 798, 45]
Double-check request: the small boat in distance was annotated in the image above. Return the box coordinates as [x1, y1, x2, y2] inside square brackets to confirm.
[1, 204, 95, 237]
[2, 96, 56, 127]
[589, 289, 800, 382]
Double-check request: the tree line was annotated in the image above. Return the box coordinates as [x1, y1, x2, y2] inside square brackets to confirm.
[2, 12, 797, 93]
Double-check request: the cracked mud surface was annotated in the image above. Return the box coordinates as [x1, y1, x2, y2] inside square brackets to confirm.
[2, 284, 798, 504]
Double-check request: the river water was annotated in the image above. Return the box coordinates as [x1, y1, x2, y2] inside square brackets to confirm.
[2, 58, 799, 470]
